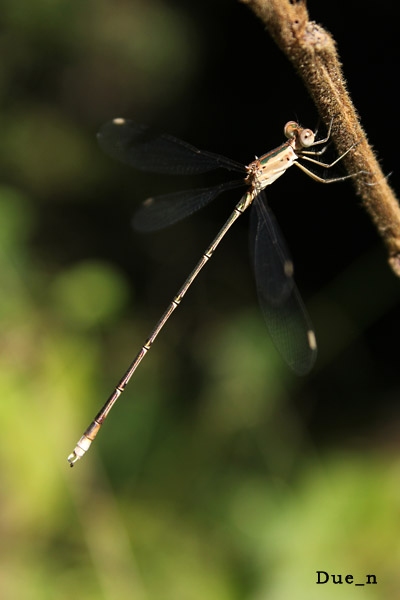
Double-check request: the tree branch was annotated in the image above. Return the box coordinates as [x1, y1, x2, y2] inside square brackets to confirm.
[240, 0, 400, 277]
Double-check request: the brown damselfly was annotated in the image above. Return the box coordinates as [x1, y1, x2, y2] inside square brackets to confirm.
[68, 118, 358, 466]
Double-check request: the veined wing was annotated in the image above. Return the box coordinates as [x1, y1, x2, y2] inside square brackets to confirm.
[133, 180, 245, 232]
[251, 193, 317, 375]
[251, 194, 294, 304]
[97, 119, 246, 175]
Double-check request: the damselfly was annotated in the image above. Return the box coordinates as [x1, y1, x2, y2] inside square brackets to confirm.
[68, 118, 358, 466]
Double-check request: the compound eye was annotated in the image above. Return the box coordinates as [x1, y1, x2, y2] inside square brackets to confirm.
[284, 121, 298, 139]
[299, 128, 315, 147]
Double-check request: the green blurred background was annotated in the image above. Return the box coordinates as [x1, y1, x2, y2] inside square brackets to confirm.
[1, 1, 400, 598]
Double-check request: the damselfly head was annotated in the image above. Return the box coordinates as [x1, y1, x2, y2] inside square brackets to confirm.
[284, 121, 315, 150]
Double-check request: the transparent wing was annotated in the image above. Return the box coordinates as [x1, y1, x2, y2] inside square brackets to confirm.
[251, 193, 317, 375]
[251, 194, 294, 304]
[133, 180, 245, 232]
[97, 119, 246, 175]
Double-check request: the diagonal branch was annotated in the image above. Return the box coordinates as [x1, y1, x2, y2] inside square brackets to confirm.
[240, 0, 400, 277]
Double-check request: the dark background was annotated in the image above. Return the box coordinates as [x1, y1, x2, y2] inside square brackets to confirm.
[1, 1, 399, 598]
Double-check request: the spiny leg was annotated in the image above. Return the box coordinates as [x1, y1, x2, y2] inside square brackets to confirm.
[299, 141, 359, 169]
[309, 118, 334, 147]
[294, 159, 365, 184]
[301, 144, 330, 157]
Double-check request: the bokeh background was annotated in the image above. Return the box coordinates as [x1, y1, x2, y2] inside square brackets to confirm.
[1, 1, 400, 598]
